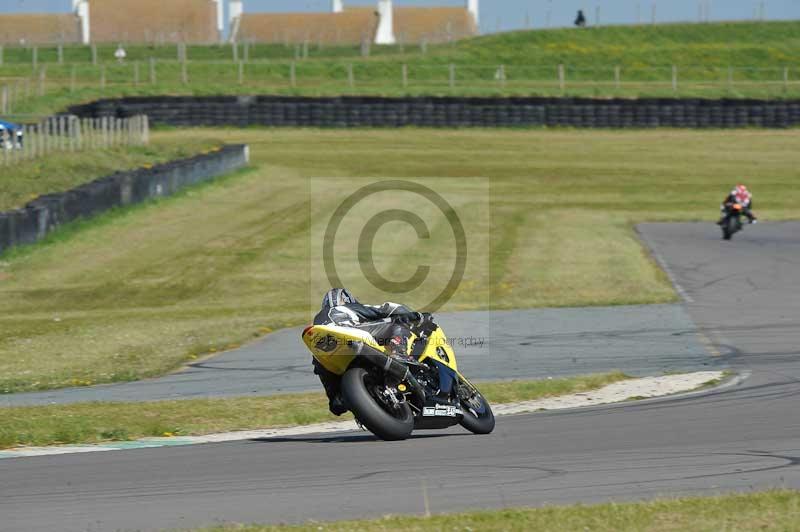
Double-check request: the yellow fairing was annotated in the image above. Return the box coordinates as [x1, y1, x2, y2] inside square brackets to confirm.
[302, 324, 385, 376]
[303, 323, 467, 380]
[418, 327, 459, 372]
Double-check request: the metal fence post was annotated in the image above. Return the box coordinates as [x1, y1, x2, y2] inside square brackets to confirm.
[91, 44, 97, 66]
[558, 64, 565, 92]
[290, 61, 296, 88]
[615, 66, 621, 90]
[134, 62, 140, 86]
[347, 63, 354, 89]
[100, 65, 106, 90]
[672, 65, 678, 91]
[149, 57, 157, 84]
[784, 67, 789, 93]
[449, 64, 455, 89]
[70, 65, 77, 93]
[238, 61, 244, 85]
[38, 66, 47, 97]
[0, 45, 3, 66]
[32, 46, 38, 70]
[402, 64, 408, 89]
[181, 61, 188, 84]
[1, 86, 7, 115]
[232, 42, 239, 62]
[58, 44, 64, 65]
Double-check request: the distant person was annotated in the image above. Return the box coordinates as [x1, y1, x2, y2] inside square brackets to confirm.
[718, 184, 757, 225]
[575, 10, 587, 27]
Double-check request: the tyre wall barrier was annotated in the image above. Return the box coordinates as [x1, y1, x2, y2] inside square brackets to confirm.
[66, 96, 800, 129]
[0, 144, 249, 255]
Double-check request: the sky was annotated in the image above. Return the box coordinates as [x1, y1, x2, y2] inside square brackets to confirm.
[3, 0, 799, 33]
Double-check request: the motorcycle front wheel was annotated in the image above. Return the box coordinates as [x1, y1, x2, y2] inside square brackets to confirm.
[341, 367, 414, 441]
[459, 388, 495, 435]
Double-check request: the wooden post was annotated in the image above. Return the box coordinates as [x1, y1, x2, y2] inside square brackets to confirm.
[402, 64, 408, 89]
[347, 63, 354, 89]
[558, 64, 565, 92]
[142, 115, 149, 145]
[58, 116, 65, 151]
[290, 61, 296, 88]
[238, 61, 244, 85]
[449, 63, 455, 89]
[615, 65, 621, 90]
[38, 66, 47, 97]
[91, 44, 98, 65]
[672, 64, 678, 91]
[149, 57, 157, 84]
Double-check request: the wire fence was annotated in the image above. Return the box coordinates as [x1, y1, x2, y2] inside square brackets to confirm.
[1, 114, 149, 167]
[1, 61, 797, 111]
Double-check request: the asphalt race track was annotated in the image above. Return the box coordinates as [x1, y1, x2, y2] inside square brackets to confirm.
[2, 305, 712, 406]
[1, 222, 799, 532]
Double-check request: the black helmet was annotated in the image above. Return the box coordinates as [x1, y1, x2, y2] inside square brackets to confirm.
[321, 288, 358, 310]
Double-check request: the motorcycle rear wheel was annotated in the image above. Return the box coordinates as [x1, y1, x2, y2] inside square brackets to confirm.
[342, 367, 414, 441]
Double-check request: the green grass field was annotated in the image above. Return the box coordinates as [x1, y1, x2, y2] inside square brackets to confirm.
[0, 372, 628, 449]
[198, 490, 800, 531]
[2, 21, 799, 119]
[0, 128, 798, 394]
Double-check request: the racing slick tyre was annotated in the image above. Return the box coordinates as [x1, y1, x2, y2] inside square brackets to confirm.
[459, 390, 495, 435]
[342, 367, 414, 441]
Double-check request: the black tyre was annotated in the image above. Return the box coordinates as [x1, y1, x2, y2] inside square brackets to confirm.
[459, 388, 495, 435]
[723, 216, 735, 240]
[341, 367, 414, 441]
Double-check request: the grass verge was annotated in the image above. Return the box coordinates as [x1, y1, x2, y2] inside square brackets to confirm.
[1, 128, 798, 393]
[0, 372, 628, 449]
[196, 489, 800, 531]
[0, 138, 220, 211]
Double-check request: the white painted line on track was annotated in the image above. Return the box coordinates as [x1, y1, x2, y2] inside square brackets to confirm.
[0, 371, 725, 460]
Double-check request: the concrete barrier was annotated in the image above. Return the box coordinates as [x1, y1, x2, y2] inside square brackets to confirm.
[0, 144, 249, 255]
[66, 96, 800, 129]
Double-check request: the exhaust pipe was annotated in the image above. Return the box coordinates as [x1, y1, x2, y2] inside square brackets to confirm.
[352, 342, 426, 406]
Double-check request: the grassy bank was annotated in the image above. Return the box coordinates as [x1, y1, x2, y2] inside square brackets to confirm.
[0, 372, 628, 449]
[2, 21, 800, 118]
[0, 128, 798, 393]
[198, 490, 800, 531]
[0, 139, 219, 211]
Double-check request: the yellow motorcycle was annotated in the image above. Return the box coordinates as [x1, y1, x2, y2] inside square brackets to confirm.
[302, 316, 495, 441]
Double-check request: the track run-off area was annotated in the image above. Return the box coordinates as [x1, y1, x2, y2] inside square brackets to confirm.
[0, 221, 798, 531]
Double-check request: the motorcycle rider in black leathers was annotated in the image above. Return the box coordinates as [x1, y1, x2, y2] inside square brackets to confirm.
[313, 288, 424, 416]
